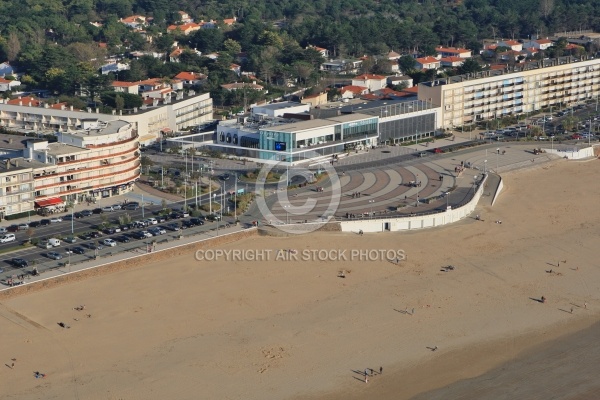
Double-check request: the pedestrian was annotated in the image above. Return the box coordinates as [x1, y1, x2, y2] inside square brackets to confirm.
[432, 346, 438, 351]
[365, 368, 368, 377]
[412, 308, 415, 315]
[570, 307, 574, 314]
[584, 302, 588, 309]
[365, 376, 368, 383]
[558, 261, 560, 267]
[380, 366, 383, 375]
[11, 362, 14, 368]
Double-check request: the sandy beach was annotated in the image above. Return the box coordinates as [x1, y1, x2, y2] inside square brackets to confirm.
[1, 159, 600, 400]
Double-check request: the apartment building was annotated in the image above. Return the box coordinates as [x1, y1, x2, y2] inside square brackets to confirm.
[0, 92, 213, 144]
[29, 120, 140, 204]
[0, 159, 35, 218]
[417, 55, 600, 128]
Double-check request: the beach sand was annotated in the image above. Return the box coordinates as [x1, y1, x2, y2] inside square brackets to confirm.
[1, 159, 600, 400]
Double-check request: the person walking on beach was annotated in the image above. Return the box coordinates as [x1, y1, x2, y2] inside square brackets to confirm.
[380, 366, 383, 375]
[570, 307, 574, 314]
[584, 302, 588, 309]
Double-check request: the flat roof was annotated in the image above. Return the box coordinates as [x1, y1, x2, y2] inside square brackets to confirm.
[252, 102, 305, 111]
[421, 55, 596, 87]
[68, 120, 130, 137]
[0, 134, 37, 150]
[0, 157, 45, 172]
[47, 143, 89, 156]
[261, 113, 375, 133]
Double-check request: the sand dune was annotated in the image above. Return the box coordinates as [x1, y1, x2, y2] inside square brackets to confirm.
[1, 159, 599, 400]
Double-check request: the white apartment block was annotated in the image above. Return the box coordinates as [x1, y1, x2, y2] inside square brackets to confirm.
[417, 55, 600, 128]
[0, 92, 213, 144]
[28, 120, 141, 204]
[0, 160, 35, 218]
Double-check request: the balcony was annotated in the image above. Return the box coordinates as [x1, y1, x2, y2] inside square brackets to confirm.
[35, 161, 141, 190]
[84, 133, 138, 149]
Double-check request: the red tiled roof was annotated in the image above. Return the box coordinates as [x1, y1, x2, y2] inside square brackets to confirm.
[112, 80, 139, 87]
[490, 64, 507, 70]
[536, 39, 552, 44]
[436, 46, 470, 54]
[354, 74, 386, 80]
[341, 85, 368, 95]
[415, 56, 439, 64]
[7, 96, 40, 106]
[440, 56, 464, 62]
[402, 86, 419, 94]
[174, 71, 207, 81]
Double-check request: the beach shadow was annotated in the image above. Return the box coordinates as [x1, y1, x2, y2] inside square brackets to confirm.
[5, 364, 12, 369]
[352, 376, 366, 382]
[426, 346, 438, 351]
[546, 262, 558, 267]
[393, 308, 411, 315]
[351, 369, 367, 377]
[529, 297, 544, 303]
[569, 303, 581, 308]
[558, 308, 573, 314]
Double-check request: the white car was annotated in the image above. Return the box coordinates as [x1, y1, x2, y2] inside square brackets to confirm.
[101, 206, 114, 212]
[146, 218, 157, 225]
[0, 233, 16, 243]
[141, 231, 153, 238]
[0, 227, 7, 234]
[50, 217, 63, 223]
[111, 204, 122, 210]
[103, 238, 117, 247]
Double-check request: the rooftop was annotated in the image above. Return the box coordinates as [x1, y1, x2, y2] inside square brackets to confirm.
[47, 142, 89, 156]
[252, 101, 305, 111]
[421, 55, 596, 86]
[262, 113, 375, 133]
[340, 99, 433, 118]
[0, 134, 37, 150]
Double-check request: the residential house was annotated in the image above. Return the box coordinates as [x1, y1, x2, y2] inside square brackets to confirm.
[167, 23, 201, 36]
[523, 47, 539, 58]
[137, 78, 165, 93]
[386, 51, 401, 72]
[221, 82, 265, 91]
[302, 92, 328, 107]
[0, 78, 20, 92]
[440, 57, 465, 68]
[320, 59, 363, 75]
[436, 46, 472, 58]
[308, 45, 330, 59]
[340, 85, 368, 99]
[174, 71, 208, 86]
[351, 74, 387, 92]
[100, 62, 130, 75]
[178, 11, 194, 24]
[230, 64, 242, 76]
[498, 40, 523, 51]
[496, 50, 524, 62]
[130, 51, 163, 59]
[0, 62, 15, 77]
[199, 20, 217, 29]
[222, 17, 237, 26]
[142, 87, 175, 101]
[387, 75, 413, 88]
[170, 47, 203, 63]
[120, 15, 147, 29]
[110, 81, 140, 95]
[414, 56, 441, 70]
[522, 39, 553, 50]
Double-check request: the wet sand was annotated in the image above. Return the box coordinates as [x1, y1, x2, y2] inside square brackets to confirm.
[1, 159, 600, 399]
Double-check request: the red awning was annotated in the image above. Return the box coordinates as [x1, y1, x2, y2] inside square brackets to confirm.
[35, 198, 64, 208]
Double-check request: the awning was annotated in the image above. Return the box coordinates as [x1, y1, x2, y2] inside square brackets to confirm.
[35, 197, 64, 208]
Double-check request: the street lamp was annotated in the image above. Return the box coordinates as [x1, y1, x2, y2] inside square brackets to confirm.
[283, 204, 290, 224]
[551, 135, 554, 151]
[369, 200, 375, 219]
[445, 192, 450, 210]
[416, 174, 420, 207]
[484, 160, 487, 174]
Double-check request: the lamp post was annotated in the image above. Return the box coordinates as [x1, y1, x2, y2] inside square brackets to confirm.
[283, 205, 290, 224]
[369, 200, 375, 219]
[141, 193, 144, 218]
[551, 135, 554, 151]
[445, 192, 450, 210]
[234, 172, 237, 221]
[484, 160, 487, 174]
[416, 174, 420, 207]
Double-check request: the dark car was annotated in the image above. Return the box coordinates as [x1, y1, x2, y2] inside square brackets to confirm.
[124, 203, 139, 210]
[190, 218, 204, 226]
[104, 227, 117, 235]
[7, 225, 19, 232]
[81, 209, 93, 217]
[72, 246, 86, 254]
[169, 212, 182, 219]
[28, 221, 41, 228]
[92, 208, 104, 214]
[86, 242, 103, 250]
[40, 219, 51, 226]
[156, 215, 167, 223]
[119, 224, 130, 231]
[90, 231, 103, 238]
[115, 235, 131, 243]
[166, 223, 180, 231]
[79, 233, 92, 241]
[11, 258, 28, 268]
[74, 212, 84, 219]
[181, 220, 195, 229]
[130, 231, 146, 240]
[220, 173, 231, 181]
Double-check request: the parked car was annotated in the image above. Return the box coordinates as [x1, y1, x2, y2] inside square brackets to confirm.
[141, 231, 153, 238]
[111, 204, 122, 210]
[130, 231, 146, 240]
[64, 236, 77, 244]
[124, 203, 139, 210]
[103, 238, 117, 247]
[181, 220, 195, 229]
[81, 209, 93, 217]
[103, 227, 121, 235]
[7, 225, 19, 232]
[101, 206, 114, 212]
[72, 246, 86, 254]
[74, 212, 84, 219]
[90, 231, 103, 238]
[190, 218, 204, 226]
[0, 233, 16, 243]
[18, 223, 29, 230]
[571, 134, 583, 139]
[28, 221, 41, 228]
[92, 208, 104, 214]
[115, 235, 131, 243]
[0, 227, 7, 234]
[146, 218, 158, 225]
[148, 227, 166, 235]
[86, 242, 104, 250]
[166, 223, 180, 231]
[46, 251, 63, 260]
[79, 233, 92, 241]
[11, 258, 28, 268]
[50, 217, 63, 223]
